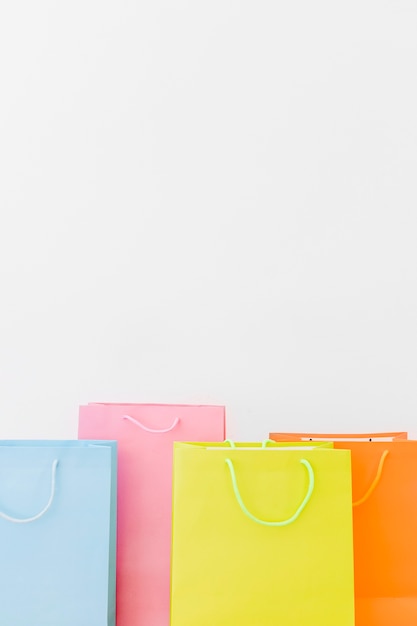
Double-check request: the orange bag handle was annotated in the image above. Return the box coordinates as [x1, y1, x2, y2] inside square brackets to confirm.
[352, 450, 389, 507]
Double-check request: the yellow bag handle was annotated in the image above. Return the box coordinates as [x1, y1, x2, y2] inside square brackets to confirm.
[223, 439, 273, 448]
[225, 457, 314, 527]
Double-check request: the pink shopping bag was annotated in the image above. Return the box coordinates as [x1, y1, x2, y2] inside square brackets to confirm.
[78, 403, 225, 626]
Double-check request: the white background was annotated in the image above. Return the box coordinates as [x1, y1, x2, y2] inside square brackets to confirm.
[1, 1, 416, 440]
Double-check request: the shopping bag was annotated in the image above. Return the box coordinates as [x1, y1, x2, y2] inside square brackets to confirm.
[269, 431, 408, 442]
[0, 440, 117, 626]
[78, 403, 225, 626]
[270, 432, 417, 625]
[224, 438, 334, 449]
[170, 442, 355, 626]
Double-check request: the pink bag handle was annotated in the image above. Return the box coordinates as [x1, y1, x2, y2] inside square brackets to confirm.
[122, 414, 180, 433]
[0, 459, 59, 524]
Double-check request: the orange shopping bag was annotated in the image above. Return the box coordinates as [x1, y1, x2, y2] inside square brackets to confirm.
[269, 431, 407, 442]
[270, 431, 417, 626]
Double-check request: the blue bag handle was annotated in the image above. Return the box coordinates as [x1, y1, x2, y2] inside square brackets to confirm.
[0, 459, 58, 523]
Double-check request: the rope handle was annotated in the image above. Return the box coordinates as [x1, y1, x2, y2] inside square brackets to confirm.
[225, 458, 314, 526]
[0, 459, 59, 524]
[122, 414, 180, 433]
[224, 439, 273, 448]
[261, 439, 276, 448]
[352, 450, 389, 507]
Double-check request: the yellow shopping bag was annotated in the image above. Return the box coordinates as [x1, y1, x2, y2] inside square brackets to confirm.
[171, 441, 355, 626]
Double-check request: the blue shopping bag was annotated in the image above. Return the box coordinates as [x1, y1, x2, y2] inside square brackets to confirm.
[0, 440, 117, 626]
